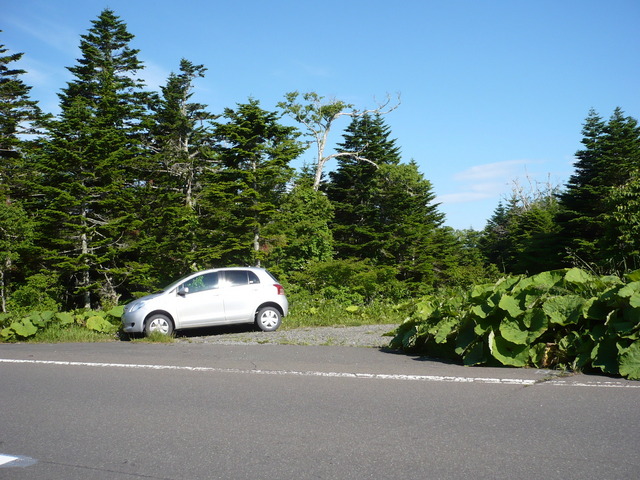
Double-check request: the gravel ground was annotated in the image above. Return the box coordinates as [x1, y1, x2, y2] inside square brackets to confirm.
[175, 324, 400, 348]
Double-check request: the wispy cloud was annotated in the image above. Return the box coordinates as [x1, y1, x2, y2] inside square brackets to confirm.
[437, 159, 544, 205]
[138, 59, 171, 91]
[5, 13, 80, 57]
[453, 159, 532, 182]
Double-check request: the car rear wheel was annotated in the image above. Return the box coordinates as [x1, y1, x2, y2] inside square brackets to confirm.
[256, 306, 281, 332]
[145, 314, 174, 336]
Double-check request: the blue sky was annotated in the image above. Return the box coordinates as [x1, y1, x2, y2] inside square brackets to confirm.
[4, 0, 639, 230]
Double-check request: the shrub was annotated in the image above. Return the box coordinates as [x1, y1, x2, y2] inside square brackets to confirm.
[390, 268, 640, 380]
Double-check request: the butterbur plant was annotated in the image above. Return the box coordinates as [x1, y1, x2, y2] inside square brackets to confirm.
[0, 306, 125, 342]
[390, 268, 640, 380]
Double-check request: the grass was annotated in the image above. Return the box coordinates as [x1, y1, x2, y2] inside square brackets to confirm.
[129, 331, 175, 343]
[26, 324, 116, 343]
[282, 296, 409, 329]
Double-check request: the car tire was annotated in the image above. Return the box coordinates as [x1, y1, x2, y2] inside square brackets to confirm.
[256, 306, 281, 332]
[145, 313, 174, 336]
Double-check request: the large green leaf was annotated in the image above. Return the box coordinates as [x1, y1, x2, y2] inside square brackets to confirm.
[86, 315, 117, 333]
[0, 327, 15, 340]
[11, 320, 38, 338]
[55, 312, 75, 325]
[618, 282, 640, 298]
[415, 299, 436, 320]
[107, 305, 125, 317]
[564, 268, 593, 285]
[543, 295, 585, 325]
[470, 303, 493, 320]
[609, 308, 638, 335]
[591, 338, 620, 375]
[489, 332, 530, 367]
[625, 269, 640, 282]
[618, 341, 640, 380]
[462, 340, 486, 366]
[583, 297, 610, 322]
[499, 317, 529, 345]
[432, 317, 458, 344]
[524, 270, 564, 291]
[498, 294, 523, 318]
[28, 311, 54, 327]
[455, 318, 477, 353]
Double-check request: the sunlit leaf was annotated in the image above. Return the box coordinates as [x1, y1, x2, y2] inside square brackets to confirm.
[619, 341, 640, 380]
[489, 332, 530, 367]
[498, 294, 522, 318]
[543, 295, 585, 325]
[564, 268, 592, 284]
[11, 320, 38, 338]
[86, 315, 117, 333]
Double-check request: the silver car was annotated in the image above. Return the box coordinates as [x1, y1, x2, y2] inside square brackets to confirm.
[122, 267, 288, 336]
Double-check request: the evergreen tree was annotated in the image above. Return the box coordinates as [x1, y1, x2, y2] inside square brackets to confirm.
[480, 184, 562, 275]
[0, 37, 47, 191]
[326, 114, 401, 261]
[326, 114, 446, 290]
[134, 59, 216, 285]
[199, 99, 302, 267]
[558, 108, 640, 269]
[479, 201, 513, 272]
[34, 9, 149, 308]
[0, 37, 47, 310]
[603, 171, 640, 271]
[375, 161, 445, 287]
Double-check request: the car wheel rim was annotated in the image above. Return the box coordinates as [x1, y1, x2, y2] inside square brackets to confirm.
[260, 310, 278, 328]
[149, 318, 169, 334]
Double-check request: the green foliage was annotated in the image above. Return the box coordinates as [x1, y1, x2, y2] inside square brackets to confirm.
[263, 177, 334, 272]
[558, 108, 640, 270]
[390, 268, 640, 379]
[32, 9, 150, 310]
[0, 308, 122, 342]
[287, 258, 405, 304]
[201, 98, 302, 266]
[7, 272, 61, 315]
[284, 289, 409, 329]
[479, 182, 563, 275]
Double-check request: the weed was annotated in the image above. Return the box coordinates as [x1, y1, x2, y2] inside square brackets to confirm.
[27, 324, 115, 343]
[130, 331, 175, 343]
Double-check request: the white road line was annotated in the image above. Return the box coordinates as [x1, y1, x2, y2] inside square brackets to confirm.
[1, 358, 638, 388]
[0, 455, 18, 466]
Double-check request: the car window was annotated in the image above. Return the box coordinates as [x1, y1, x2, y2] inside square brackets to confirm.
[225, 270, 248, 287]
[225, 270, 260, 287]
[182, 272, 219, 293]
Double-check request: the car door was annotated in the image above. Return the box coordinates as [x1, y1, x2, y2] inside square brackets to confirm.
[175, 272, 225, 327]
[221, 270, 262, 322]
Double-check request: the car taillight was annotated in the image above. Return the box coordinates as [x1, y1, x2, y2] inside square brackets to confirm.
[274, 284, 285, 295]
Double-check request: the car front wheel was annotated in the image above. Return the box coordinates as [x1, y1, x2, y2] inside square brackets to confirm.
[145, 314, 174, 336]
[256, 307, 281, 332]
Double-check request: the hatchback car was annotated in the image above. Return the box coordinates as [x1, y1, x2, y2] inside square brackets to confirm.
[122, 267, 288, 336]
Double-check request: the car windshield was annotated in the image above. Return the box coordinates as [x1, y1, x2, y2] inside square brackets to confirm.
[159, 272, 203, 293]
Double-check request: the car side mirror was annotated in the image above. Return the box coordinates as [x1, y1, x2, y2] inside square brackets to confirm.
[177, 286, 189, 296]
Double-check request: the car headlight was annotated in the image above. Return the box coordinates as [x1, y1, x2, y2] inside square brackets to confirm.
[129, 301, 146, 313]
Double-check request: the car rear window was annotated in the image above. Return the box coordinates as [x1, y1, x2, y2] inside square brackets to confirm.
[225, 270, 260, 287]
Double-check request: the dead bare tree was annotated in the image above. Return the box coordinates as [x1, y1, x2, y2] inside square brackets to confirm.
[278, 91, 400, 190]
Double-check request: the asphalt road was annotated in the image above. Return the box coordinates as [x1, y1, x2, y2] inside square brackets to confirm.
[1, 342, 638, 479]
